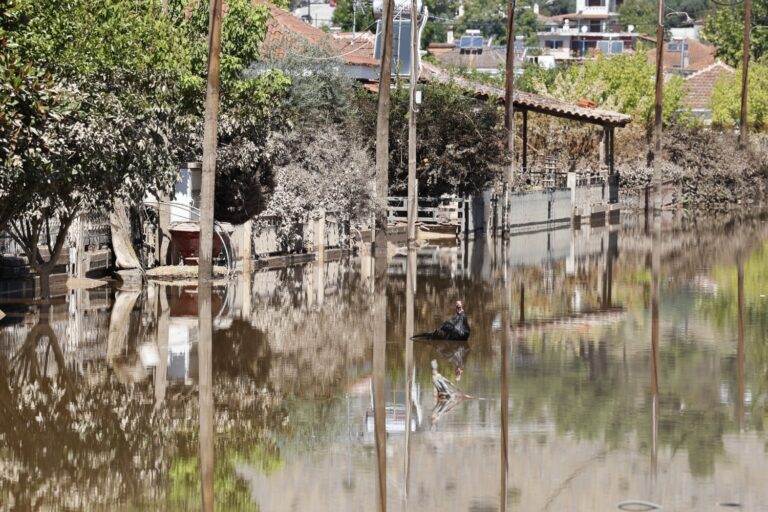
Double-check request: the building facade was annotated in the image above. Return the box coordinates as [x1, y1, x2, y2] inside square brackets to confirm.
[536, 0, 638, 61]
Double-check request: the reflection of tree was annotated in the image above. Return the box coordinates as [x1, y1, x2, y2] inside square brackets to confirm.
[699, 241, 768, 433]
[506, 331, 731, 477]
[0, 309, 289, 510]
[212, 319, 271, 386]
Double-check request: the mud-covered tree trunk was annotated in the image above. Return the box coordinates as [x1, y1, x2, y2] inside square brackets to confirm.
[37, 266, 51, 300]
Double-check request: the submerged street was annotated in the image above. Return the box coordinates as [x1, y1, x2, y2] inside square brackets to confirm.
[1, 217, 768, 511]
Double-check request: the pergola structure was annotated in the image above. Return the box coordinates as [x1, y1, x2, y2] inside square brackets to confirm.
[420, 63, 632, 202]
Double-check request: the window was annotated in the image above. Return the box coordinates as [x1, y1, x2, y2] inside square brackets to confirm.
[587, 0, 605, 6]
[545, 40, 564, 49]
[596, 40, 624, 54]
[589, 19, 602, 32]
[668, 43, 689, 52]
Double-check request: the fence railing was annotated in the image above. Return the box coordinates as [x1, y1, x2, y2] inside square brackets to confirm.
[387, 196, 467, 225]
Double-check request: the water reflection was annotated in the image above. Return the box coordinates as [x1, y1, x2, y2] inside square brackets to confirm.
[1, 219, 768, 509]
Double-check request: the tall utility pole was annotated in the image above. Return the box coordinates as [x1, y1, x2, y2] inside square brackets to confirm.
[739, 0, 752, 148]
[375, 0, 395, 241]
[653, 0, 664, 214]
[198, 1, 222, 511]
[199, 0, 223, 284]
[407, 0, 419, 244]
[503, 0, 517, 236]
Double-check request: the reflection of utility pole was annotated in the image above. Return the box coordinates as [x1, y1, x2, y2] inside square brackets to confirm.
[650, 207, 660, 481]
[373, 286, 387, 512]
[403, 246, 416, 500]
[739, 0, 752, 148]
[737, 258, 745, 431]
[499, 237, 510, 512]
[650, 0, 666, 479]
[503, 0, 517, 237]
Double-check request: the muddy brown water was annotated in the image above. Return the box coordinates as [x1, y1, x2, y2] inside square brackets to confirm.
[1, 218, 768, 511]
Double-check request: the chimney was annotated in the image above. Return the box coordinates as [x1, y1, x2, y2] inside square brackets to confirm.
[533, 3, 539, 14]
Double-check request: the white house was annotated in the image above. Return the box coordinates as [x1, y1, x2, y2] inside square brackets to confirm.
[535, 0, 639, 61]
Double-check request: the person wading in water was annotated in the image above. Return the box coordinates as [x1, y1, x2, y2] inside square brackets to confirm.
[414, 300, 470, 341]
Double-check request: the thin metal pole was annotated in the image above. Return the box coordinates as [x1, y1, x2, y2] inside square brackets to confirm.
[503, 0, 517, 236]
[407, 1, 419, 245]
[739, 0, 752, 148]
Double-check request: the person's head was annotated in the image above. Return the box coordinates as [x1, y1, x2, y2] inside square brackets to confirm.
[455, 300, 464, 315]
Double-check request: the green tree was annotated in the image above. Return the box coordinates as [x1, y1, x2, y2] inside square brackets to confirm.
[711, 63, 768, 129]
[544, 51, 687, 128]
[539, 0, 575, 16]
[0, 34, 68, 232]
[455, 0, 539, 45]
[617, 0, 656, 32]
[702, 0, 768, 67]
[332, 0, 377, 33]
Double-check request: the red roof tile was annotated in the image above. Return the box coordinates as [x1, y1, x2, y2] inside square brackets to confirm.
[254, 0, 379, 67]
[683, 61, 734, 110]
[646, 38, 715, 73]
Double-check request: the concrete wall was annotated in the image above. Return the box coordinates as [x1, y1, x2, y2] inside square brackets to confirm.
[509, 188, 572, 231]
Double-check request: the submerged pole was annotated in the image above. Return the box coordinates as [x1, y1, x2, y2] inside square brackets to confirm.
[198, 1, 222, 510]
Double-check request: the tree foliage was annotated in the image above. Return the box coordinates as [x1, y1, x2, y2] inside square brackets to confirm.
[331, 0, 377, 33]
[617, 0, 656, 32]
[358, 82, 508, 197]
[712, 63, 768, 130]
[256, 124, 375, 251]
[702, 0, 768, 67]
[455, 0, 539, 45]
[530, 51, 686, 129]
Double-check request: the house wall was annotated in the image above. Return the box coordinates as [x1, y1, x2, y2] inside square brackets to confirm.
[539, 35, 573, 59]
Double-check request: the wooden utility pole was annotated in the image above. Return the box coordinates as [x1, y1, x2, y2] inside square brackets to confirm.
[199, 0, 223, 284]
[407, 0, 419, 244]
[375, 0, 395, 240]
[739, 0, 752, 148]
[653, 0, 665, 214]
[198, 1, 222, 512]
[503, 0, 517, 236]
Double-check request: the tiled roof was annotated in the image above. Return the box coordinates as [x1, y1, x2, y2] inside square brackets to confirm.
[646, 38, 715, 73]
[254, 0, 379, 67]
[420, 62, 631, 126]
[683, 61, 734, 110]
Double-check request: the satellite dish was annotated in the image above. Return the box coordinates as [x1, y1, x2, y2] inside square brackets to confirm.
[628, 24, 634, 32]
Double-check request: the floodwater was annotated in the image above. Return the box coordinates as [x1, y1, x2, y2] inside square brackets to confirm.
[2, 216, 768, 511]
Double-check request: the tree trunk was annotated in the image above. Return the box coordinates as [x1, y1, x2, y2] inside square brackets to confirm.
[37, 265, 51, 300]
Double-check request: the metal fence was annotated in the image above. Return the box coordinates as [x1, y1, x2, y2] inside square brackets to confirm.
[387, 196, 468, 225]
